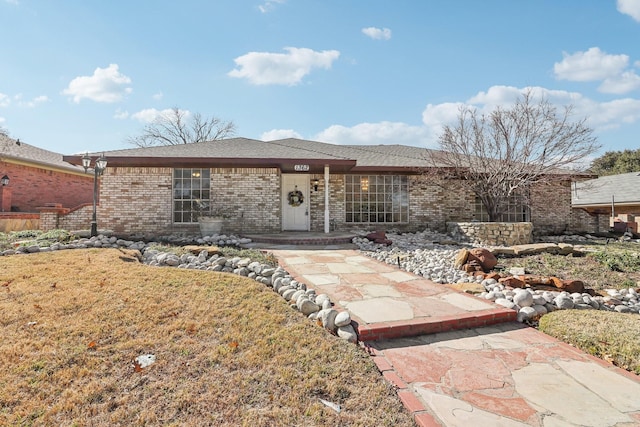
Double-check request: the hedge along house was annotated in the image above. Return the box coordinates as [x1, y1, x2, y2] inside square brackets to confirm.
[61, 137, 592, 239]
[0, 134, 94, 231]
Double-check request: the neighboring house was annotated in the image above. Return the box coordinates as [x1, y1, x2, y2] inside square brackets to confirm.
[0, 134, 94, 212]
[572, 171, 640, 232]
[59, 137, 590, 237]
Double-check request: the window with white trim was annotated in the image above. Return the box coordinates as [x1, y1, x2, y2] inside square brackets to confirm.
[345, 175, 409, 223]
[173, 168, 210, 223]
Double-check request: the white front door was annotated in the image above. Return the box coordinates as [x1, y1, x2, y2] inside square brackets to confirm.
[282, 174, 309, 231]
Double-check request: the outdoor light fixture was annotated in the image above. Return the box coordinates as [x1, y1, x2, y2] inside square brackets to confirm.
[1, 175, 9, 186]
[361, 177, 369, 192]
[312, 178, 319, 192]
[82, 152, 108, 237]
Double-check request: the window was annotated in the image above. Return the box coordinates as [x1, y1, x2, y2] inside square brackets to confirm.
[474, 192, 530, 222]
[345, 175, 408, 223]
[173, 168, 210, 223]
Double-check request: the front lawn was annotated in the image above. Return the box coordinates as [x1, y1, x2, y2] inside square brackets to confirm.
[0, 248, 413, 426]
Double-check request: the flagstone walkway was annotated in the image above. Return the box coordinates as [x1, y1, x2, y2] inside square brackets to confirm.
[250, 242, 640, 427]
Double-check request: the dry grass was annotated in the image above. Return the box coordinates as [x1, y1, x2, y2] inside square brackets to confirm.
[539, 310, 640, 375]
[497, 241, 640, 291]
[498, 241, 640, 374]
[0, 249, 414, 427]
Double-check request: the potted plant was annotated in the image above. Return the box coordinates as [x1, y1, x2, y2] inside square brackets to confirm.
[192, 199, 227, 236]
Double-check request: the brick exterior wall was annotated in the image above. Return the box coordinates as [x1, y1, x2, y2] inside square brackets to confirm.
[0, 161, 93, 212]
[408, 176, 476, 232]
[97, 167, 173, 236]
[211, 168, 281, 234]
[43, 167, 604, 237]
[86, 167, 283, 236]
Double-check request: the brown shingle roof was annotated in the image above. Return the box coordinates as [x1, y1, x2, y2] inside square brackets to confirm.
[64, 137, 442, 172]
[1, 135, 84, 173]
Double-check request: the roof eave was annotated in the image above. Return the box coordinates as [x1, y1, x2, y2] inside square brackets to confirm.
[62, 155, 358, 173]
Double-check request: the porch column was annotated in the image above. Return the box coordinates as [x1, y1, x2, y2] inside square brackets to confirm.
[324, 165, 330, 233]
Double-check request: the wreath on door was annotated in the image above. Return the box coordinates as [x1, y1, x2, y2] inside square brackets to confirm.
[288, 188, 304, 207]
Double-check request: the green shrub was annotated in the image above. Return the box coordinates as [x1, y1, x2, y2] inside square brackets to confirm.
[10, 230, 41, 239]
[36, 229, 73, 243]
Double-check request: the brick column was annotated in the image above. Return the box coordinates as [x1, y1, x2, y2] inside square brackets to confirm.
[0, 186, 12, 212]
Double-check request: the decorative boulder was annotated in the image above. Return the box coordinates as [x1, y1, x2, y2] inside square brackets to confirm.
[454, 248, 469, 269]
[498, 276, 526, 289]
[467, 248, 498, 272]
[550, 277, 584, 294]
[365, 231, 392, 246]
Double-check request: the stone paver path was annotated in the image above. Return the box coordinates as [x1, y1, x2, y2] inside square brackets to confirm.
[257, 244, 640, 426]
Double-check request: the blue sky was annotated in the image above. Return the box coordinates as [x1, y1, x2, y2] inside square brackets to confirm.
[1, 0, 640, 157]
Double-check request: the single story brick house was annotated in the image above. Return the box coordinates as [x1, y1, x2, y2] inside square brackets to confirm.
[0, 134, 94, 231]
[61, 137, 594, 237]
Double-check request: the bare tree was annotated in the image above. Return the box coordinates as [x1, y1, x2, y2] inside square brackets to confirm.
[432, 90, 600, 222]
[127, 107, 236, 147]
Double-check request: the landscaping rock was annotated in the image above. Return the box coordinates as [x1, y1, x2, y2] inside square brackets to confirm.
[513, 290, 534, 307]
[334, 311, 352, 328]
[516, 306, 537, 322]
[499, 276, 526, 288]
[467, 248, 498, 271]
[454, 248, 469, 268]
[337, 325, 358, 343]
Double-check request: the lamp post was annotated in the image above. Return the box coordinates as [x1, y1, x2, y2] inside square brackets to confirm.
[82, 153, 108, 237]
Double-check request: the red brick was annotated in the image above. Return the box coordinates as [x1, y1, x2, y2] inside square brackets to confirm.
[414, 412, 443, 427]
[382, 371, 407, 389]
[397, 390, 426, 413]
[372, 356, 393, 372]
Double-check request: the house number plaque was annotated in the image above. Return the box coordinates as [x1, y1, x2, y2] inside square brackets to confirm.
[294, 164, 310, 171]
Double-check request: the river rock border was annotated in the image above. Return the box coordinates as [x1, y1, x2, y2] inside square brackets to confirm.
[1, 233, 358, 343]
[352, 231, 640, 323]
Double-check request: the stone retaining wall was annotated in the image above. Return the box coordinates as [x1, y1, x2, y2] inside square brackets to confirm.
[447, 222, 533, 246]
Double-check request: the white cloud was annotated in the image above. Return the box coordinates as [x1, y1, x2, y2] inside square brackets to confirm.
[618, 0, 640, 21]
[228, 47, 340, 86]
[258, 0, 285, 13]
[599, 71, 640, 94]
[261, 129, 302, 140]
[17, 95, 49, 108]
[130, 108, 189, 123]
[428, 85, 640, 133]
[0, 93, 9, 107]
[362, 27, 392, 40]
[284, 85, 640, 149]
[580, 97, 640, 128]
[315, 121, 432, 147]
[113, 108, 129, 120]
[152, 92, 163, 101]
[554, 47, 629, 82]
[62, 64, 132, 103]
